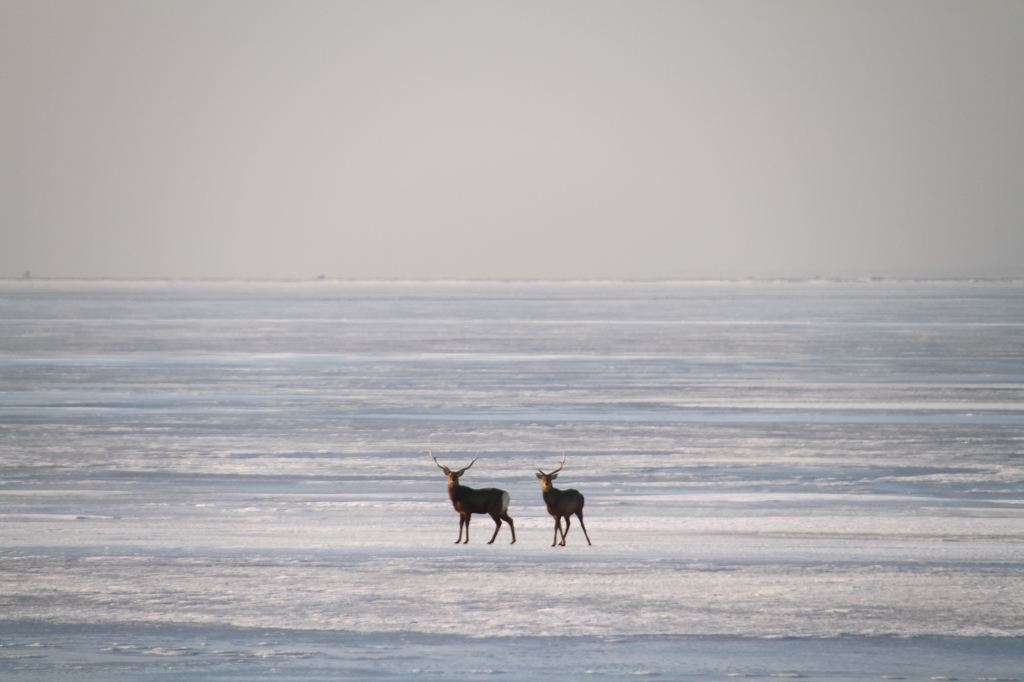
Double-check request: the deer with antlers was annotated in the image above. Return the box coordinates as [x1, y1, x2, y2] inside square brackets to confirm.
[432, 454, 516, 544]
[536, 455, 591, 547]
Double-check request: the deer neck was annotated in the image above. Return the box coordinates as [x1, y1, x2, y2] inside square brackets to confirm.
[542, 488, 562, 511]
[448, 477, 463, 502]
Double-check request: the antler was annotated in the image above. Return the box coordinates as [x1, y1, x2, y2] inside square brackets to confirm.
[455, 457, 477, 476]
[551, 453, 565, 474]
[539, 453, 566, 476]
[432, 452, 478, 476]
[431, 452, 452, 475]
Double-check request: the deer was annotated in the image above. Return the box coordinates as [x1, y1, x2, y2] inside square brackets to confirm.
[432, 454, 516, 544]
[536, 454, 591, 547]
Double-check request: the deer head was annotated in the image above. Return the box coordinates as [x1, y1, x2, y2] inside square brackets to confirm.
[536, 454, 565, 491]
[432, 453, 477, 486]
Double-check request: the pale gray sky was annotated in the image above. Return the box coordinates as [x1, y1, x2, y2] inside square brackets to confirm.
[2, 0, 1022, 279]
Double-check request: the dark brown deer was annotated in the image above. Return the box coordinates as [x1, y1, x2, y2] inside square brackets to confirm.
[536, 455, 591, 547]
[432, 454, 516, 544]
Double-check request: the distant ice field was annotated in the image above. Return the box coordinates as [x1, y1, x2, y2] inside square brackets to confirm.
[1, 280, 1022, 680]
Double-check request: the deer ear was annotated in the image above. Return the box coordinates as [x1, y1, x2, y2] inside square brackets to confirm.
[442, 467, 452, 475]
[535, 472, 543, 479]
[550, 473, 558, 480]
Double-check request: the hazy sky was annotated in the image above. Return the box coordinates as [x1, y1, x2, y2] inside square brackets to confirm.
[2, 1, 1022, 279]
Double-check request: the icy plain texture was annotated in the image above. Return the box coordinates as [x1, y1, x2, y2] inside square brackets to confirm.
[1, 280, 1022, 680]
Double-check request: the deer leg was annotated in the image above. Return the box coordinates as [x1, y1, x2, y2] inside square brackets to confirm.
[456, 514, 465, 544]
[560, 515, 571, 546]
[487, 514, 502, 544]
[552, 516, 562, 546]
[463, 513, 471, 543]
[576, 510, 592, 546]
[501, 513, 516, 544]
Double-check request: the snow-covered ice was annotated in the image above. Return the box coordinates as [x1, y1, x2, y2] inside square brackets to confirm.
[1, 280, 1022, 680]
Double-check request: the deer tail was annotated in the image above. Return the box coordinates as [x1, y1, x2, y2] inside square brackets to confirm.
[501, 491, 510, 515]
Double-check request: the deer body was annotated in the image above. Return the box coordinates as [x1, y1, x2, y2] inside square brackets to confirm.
[433, 455, 515, 544]
[537, 456, 591, 547]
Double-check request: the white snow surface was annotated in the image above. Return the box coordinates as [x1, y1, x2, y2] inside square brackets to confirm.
[1, 280, 1022, 680]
